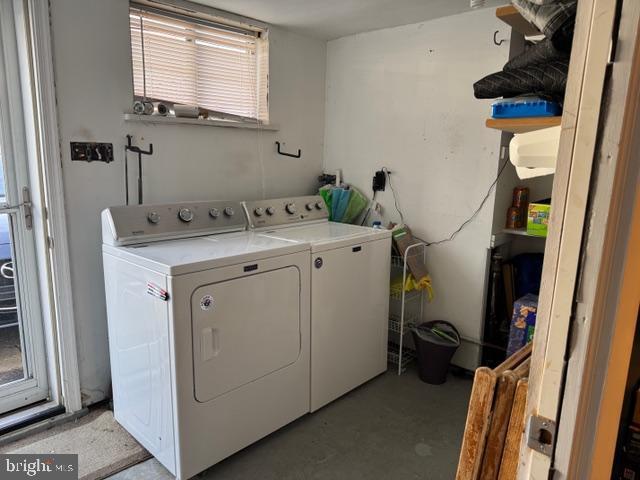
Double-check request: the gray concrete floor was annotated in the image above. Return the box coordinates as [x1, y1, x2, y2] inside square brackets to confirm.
[109, 367, 472, 480]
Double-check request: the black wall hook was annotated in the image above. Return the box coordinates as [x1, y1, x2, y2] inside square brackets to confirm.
[493, 30, 506, 46]
[275, 141, 301, 158]
[125, 134, 153, 155]
[125, 134, 154, 205]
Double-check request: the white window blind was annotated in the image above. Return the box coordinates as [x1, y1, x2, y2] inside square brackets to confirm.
[129, 5, 268, 122]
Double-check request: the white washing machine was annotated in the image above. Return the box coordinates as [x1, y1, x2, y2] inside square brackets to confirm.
[101, 200, 311, 480]
[243, 195, 392, 411]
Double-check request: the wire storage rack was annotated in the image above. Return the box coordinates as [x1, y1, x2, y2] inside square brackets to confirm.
[388, 242, 427, 374]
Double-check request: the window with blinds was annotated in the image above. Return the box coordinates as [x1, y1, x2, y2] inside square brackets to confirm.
[129, 5, 269, 122]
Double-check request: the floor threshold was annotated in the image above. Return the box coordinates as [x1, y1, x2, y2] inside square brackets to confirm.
[0, 401, 85, 445]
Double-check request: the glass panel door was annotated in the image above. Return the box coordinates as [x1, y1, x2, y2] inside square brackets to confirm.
[0, 3, 49, 414]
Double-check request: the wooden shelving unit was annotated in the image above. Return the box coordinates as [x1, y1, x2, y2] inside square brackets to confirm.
[487, 5, 561, 178]
[486, 116, 562, 134]
[496, 5, 541, 37]
[489, 6, 561, 135]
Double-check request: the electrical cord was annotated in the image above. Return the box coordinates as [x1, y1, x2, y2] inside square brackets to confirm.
[360, 190, 378, 226]
[382, 167, 405, 224]
[382, 157, 510, 246]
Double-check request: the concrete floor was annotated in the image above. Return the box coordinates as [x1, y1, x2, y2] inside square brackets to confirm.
[109, 367, 472, 480]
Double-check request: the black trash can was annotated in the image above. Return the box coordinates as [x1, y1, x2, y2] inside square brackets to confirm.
[411, 321, 460, 385]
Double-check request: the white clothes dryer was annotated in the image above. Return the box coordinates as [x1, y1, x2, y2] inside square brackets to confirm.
[102, 200, 310, 479]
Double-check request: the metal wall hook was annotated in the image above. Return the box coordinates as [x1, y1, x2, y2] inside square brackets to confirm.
[275, 141, 301, 158]
[493, 30, 506, 46]
[125, 134, 153, 155]
[124, 134, 154, 205]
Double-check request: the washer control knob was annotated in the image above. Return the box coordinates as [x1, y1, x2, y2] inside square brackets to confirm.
[209, 208, 220, 219]
[315, 201, 324, 210]
[285, 203, 297, 214]
[254, 207, 264, 217]
[266, 206, 275, 216]
[147, 211, 160, 224]
[305, 203, 314, 211]
[178, 208, 194, 222]
[223, 207, 235, 217]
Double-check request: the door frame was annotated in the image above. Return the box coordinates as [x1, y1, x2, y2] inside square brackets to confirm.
[9, 0, 81, 414]
[557, 3, 640, 474]
[581, 139, 640, 479]
[0, 0, 50, 412]
[519, 0, 640, 477]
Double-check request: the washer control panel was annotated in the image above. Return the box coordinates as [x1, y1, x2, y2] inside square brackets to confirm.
[243, 195, 328, 229]
[102, 200, 245, 246]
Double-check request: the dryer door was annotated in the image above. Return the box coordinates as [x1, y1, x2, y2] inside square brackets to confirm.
[192, 266, 301, 402]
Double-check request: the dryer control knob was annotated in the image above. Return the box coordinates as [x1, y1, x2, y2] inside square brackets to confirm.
[254, 207, 264, 217]
[315, 201, 324, 210]
[147, 211, 160, 224]
[266, 206, 275, 216]
[224, 207, 235, 217]
[209, 208, 220, 219]
[285, 203, 297, 214]
[305, 203, 314, 211]
[178, 208, 194, 222]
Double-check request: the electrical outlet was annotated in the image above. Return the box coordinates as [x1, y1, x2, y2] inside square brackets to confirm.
[372, 170, 386, 192]
[70, 142, 114, 163]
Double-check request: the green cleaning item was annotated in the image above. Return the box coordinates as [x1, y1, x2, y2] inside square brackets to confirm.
[319, 187, 333, 220]
[342, 187, 368, 224]
[430, 327, 458, 344]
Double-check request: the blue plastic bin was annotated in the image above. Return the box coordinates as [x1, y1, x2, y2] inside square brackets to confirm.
[491, 98, 561, 119]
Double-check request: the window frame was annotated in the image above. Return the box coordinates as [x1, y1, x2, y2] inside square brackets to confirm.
[128, 0, 269, 124]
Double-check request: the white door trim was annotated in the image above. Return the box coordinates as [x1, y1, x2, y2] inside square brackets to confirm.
[14, 0, 82, 414]
[518, 0, 618, 477]
[0, 0, 49, 413]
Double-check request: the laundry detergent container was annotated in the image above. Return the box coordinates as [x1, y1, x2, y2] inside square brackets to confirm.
[411, 321, 460, 385]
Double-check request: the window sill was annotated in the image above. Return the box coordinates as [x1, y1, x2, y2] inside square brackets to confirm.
[123, 114, 279, 131]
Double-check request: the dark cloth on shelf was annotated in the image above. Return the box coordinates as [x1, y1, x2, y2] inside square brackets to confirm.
[512, 0, 577, 51]
[504, 37, 569, 71]
[473, 58, 569, 100]
[512, 0, 577, 37]
[549, 12, 576, 52]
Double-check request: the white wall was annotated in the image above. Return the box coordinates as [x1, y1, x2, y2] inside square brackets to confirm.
[50, 0, 326, 404]
[323, 9, 509, 369]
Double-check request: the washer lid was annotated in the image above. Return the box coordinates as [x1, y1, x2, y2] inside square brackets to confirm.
[102, 231, 308, 275]
[258, 222, 391, 252]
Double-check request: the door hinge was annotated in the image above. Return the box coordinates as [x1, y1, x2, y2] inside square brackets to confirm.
[527, 414, 557, 457]
[22, 186, 33, 230]
[47, 236, 54, 249]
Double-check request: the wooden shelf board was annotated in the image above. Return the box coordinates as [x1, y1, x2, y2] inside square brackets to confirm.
[496, 5, 541, 37]
[486, 116, 562, 134]
[503, 228, 547, 239]
[492, 229, 548, 247]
